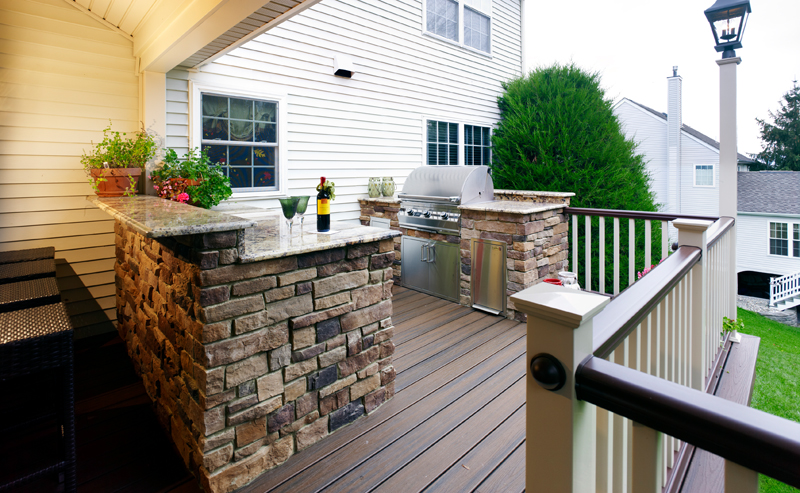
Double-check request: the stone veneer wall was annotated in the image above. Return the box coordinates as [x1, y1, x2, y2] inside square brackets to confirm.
[358, 192, 571, 322]
[114, 221, 396, 493]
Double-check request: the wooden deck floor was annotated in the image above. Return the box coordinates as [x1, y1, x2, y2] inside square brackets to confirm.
[2, 286, 526, 492]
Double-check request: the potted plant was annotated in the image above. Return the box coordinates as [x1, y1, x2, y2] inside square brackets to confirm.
[81, 122, 157, 197]
[150, 148, 233, 209]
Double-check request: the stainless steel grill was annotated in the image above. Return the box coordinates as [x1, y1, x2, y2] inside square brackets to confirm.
[398, 166, 494, 234]
[398, 166, 494, 303]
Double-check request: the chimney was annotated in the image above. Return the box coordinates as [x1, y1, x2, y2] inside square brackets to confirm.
[667, 66, 682, 214]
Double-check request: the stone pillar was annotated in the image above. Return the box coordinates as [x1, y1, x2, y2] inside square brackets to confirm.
[114, 221, 396, 493]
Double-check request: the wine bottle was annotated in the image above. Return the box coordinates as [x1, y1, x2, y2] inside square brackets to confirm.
[316, 176, 331, 232]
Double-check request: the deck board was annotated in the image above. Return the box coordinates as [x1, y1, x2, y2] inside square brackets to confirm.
[4, 286, 527, 493]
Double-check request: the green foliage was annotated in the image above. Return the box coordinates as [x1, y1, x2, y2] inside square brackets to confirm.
[753, 83, 800, 171]
[491, 63, 661, 291]
[316, 177, 336, 201]
[150, 148, 232, 209]
[737, 308, 800, 492]
[81, 122, 157, 170]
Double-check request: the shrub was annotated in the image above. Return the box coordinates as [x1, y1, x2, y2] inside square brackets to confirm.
[491, 63, 661, 291]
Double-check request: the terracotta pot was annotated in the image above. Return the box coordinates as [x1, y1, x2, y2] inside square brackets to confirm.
[90, 168, 142, 197]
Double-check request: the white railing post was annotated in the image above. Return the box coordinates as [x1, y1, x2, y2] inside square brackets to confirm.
[673, 219, 713, 391]
[512, 284, 610, 493]
[724, 460, 759, 493]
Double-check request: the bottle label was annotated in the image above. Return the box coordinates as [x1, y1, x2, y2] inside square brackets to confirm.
[317, 199, 330, 215]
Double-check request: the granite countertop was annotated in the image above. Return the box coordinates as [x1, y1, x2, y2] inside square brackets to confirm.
[459, 200, 568, 214]
[89, 196, 400, 263]
[89, 196, 257, 238]
[237, 210, 400, 263]
[494, 190, 575, 199]
[358, 196, 400, 204]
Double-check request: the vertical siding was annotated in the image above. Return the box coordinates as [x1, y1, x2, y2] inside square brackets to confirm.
[737, 214, 800, 276]
[172, 0, 522, 221]
[679, 135, 720, 217]
[614, 101, 668, 210]
[0, 0, 137, 337]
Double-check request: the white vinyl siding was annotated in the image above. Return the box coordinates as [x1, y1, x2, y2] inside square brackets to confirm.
[170, 0, 520, 221]
[736, 214, 800, 275]
[614, 101, 668, 210]
[1, 0, 138, 337]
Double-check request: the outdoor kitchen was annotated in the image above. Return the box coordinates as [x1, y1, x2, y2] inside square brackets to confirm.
[359, 166, 573, 322]
[89, 196, 400, 493]
[83, 167, 573, 492]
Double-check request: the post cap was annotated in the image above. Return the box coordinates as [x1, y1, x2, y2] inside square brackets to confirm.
[511, 283, 610, 328]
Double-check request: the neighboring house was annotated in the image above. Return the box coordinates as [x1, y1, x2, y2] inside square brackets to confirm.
[1, 0, 523, 337]
[737, 171, 800, 277]
[613, 69, 755, 218]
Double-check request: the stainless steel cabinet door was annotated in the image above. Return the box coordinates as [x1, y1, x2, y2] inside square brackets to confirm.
[401, 236, 428, 293]
[428, 240, 460, 302]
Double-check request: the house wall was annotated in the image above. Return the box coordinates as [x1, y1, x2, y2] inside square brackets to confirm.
[614, 101, 668, 209]
[679, 133, 720, 217]
[736, 213, 800, 276]
[166, 0, 522, 222]
[0, 0, 138, 336]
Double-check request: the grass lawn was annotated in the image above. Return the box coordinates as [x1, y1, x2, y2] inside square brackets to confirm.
[738, 307, 800, 492]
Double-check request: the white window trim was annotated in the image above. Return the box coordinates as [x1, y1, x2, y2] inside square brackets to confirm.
[693, 164, 715, 188]
[422, 116, 494, 166]
[767, 221, 800, 258]
[421, 0, 492, 57]
[190, 81, 289, 200]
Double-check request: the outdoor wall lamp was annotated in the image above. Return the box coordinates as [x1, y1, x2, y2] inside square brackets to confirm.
[704, 0, 752, 59]
[333, 54, 354, 78]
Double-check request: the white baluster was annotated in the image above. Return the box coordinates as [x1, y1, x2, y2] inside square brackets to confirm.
[631, 422, 663, 493]
[724, 461, 758, 493]
[586, 216, 592, 291]
[614, 218, 620, 295]
[600, 216, 606, 294]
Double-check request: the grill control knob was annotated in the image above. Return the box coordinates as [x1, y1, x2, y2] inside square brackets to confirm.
[423, 211, 431, 218]
[407, 209, 415, 216]
[442, 213, 449, 220]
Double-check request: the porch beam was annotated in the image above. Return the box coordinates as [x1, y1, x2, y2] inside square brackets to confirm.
[134, 0, 269, 74]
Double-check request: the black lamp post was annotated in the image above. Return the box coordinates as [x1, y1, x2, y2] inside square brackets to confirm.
[704, 0, 752, 59]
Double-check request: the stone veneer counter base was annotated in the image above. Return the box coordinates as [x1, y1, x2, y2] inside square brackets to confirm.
[89, 196, 401, 493]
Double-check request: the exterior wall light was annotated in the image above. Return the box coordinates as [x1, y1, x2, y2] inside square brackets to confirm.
[333, 54, 354, 78]
[704, 0, 752, 59]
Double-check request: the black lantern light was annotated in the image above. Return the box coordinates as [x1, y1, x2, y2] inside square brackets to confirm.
[704, 0, 752, 59]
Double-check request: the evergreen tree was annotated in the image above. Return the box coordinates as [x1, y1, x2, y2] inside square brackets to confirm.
[754, 82, 800, 171]
[491, 63, 661, 292]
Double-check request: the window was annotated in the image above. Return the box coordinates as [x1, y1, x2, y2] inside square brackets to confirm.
[770, 222, 789, 256]
[464, 124, 491, 166]
[795, 224, 800, 258]
[427, 120, 458, 166]
[426, 120, 491, 166]
[694, 164, 714, 187]
[424, 0, 491, 54]
[201, 93, 279, 190]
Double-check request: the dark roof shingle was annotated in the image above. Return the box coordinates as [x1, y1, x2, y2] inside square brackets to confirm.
[738, 171, 800, 214]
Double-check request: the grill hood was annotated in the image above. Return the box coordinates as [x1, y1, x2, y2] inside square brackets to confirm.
[398, 166, 494, 205]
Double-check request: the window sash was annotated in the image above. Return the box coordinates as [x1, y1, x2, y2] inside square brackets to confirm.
[794, 224, 800, 258]
[464, 124, 491, 166]
[695, 165, 714, 187]
[201, 93, 279, 191]
[770, 222, 789, 256]
[424, 0, 491, 53]
[427, 120, 459, 166]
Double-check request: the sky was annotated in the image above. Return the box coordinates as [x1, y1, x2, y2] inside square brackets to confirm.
[523, 0, 800, 158]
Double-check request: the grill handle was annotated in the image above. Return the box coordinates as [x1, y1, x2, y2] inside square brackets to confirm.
[421, 243, 428, 262]
[398, 193, 461, 204]
[427, 242, 436, 263]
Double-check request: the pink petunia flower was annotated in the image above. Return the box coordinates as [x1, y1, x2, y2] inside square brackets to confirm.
[176, 193, 190, 203]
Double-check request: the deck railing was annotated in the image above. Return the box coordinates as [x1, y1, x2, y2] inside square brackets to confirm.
[514, 214, 800, 493]
[770, 270, 800, 307]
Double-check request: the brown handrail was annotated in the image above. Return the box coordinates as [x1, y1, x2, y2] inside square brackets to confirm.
[706, 216, 735, 248]
[591, 246, 700, 358]
[564, 207, 719, 222]
[575, 357, 800, 488]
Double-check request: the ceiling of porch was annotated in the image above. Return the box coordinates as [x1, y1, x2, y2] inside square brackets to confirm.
[62, 0, 319, 71]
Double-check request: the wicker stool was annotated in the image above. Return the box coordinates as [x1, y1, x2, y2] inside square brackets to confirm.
[0, 278, 61, 313]
[0, 247, 55, 265]
[0, 259, 56, 285]
[0, 303, 76, 492]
